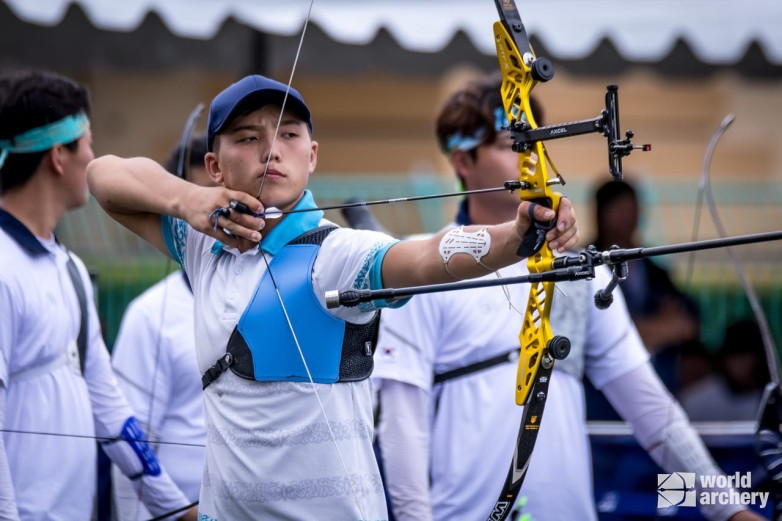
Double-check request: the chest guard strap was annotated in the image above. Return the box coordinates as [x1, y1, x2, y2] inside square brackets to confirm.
[202, 226, 380, 389]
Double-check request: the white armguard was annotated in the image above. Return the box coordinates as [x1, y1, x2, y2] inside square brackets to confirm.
[602, 364, 746, 521]
[438, 226, 492, 279]
[101, 417, 189, 519]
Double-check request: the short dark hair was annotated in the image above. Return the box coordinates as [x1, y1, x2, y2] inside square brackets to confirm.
[435, 73, 544, 159]
[161, 131, 208, 180]
[0, 70, 91, 194]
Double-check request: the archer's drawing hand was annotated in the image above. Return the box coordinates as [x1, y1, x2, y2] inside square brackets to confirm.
[183, 185, 265, 250]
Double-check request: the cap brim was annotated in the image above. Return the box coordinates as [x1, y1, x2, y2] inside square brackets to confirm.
[215, 89, 311, 135]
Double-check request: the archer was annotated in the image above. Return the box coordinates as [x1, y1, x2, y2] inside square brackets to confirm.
[86, 73, 579, 520]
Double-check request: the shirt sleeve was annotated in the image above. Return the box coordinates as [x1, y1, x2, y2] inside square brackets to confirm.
[69, 255, 135, 434]
[372, 292, 440, 392]
[0, 386, 20, 519]
[313, 228, 407, 324]
[0, 278, 18, 388]
[160, 215, 188, 269]
[584, 265, 650, 390]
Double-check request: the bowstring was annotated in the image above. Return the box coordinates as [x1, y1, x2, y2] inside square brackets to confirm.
[252, 0, 369, 518]
[255, 0, 313, 202]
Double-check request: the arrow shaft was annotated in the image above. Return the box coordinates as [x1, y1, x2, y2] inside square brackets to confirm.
[246, 182, 523, 219]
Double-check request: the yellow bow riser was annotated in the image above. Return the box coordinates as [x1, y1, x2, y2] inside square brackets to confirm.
[494, 18, 562, 406]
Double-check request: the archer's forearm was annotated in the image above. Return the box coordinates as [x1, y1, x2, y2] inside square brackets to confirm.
[87, 155, 195, 220]
[382, 221, 522, 289]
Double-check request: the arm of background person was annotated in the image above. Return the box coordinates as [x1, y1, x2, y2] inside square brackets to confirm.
[603, 363, 766, 521]
[0, 387, 19, 521]
[373, 287, 442, 521]
[72, 257, 194, 520]
[0, 283, 19, 520]
[110, 291, 173, 520]
[377, 379, 434, 521]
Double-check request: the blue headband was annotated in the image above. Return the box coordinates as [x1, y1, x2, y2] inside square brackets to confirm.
[0, 112, 90, 169]
[443, 107, 523, 153]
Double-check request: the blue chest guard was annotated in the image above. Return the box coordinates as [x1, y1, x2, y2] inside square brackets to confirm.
[201, 226, 380, 388]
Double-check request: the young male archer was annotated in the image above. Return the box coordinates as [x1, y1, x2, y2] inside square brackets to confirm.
[87, 74, 579, 519]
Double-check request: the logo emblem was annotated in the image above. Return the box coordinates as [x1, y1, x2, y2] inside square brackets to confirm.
[657, 472, 696, 508]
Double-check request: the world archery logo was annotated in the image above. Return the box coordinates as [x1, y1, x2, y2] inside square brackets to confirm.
[657, 472, 696, 508]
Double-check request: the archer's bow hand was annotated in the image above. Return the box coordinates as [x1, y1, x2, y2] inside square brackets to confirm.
[515, 195, 579, 255]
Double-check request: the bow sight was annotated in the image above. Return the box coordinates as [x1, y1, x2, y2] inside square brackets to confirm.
[507, 85, 651, 181]
[494, 0, 649, 182]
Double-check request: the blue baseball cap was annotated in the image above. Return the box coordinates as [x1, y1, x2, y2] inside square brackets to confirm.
[206, 75, 312, 152]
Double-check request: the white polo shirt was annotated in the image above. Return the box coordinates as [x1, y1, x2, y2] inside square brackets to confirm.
[162, 190, 400, 521]
[0, 209, 133, 520]
[373, 257, 648, 521]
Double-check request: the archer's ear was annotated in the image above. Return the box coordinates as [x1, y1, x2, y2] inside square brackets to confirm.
[450, 149, 474, 179]
[308, 140, 318, 176]
[204, 152, 223, 184]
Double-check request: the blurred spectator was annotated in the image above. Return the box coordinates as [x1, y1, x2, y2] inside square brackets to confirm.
[591, 179, 700, 395]
[677, 339, 716, 395]
[680, 319, 770, 421]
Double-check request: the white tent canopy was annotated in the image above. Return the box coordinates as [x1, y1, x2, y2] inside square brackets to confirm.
[4, 0, 782, 65]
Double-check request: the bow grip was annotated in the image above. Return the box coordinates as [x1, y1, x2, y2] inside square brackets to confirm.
[516, 195, 561, 258]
